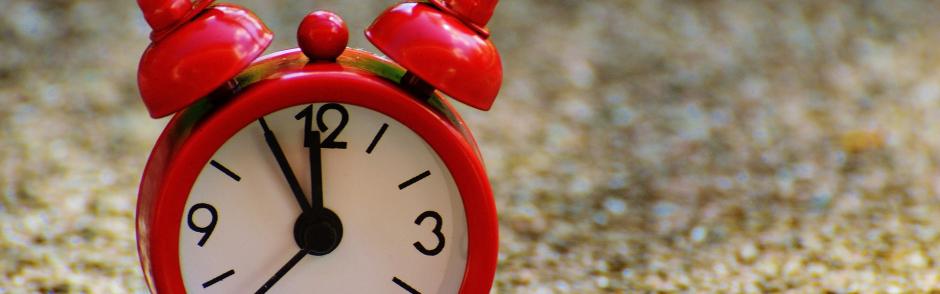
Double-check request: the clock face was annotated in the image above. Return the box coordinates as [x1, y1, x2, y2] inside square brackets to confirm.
[177, 103, 468, 293]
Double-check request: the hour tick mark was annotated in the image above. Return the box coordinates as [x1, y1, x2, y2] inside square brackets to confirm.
[399, 170, 431, 190]
[366, 123, 389, 154]
[203, 269, 235, 288]
[210, 160, 241, 181]
[392, 277, 421, 294]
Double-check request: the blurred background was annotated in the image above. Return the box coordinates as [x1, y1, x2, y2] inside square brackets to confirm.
[4, 0, 940, 292]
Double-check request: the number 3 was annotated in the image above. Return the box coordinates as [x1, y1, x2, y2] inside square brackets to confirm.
[414, 211, 445, 256]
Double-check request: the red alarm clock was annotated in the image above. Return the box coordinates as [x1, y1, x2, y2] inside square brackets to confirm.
[134, 0, 501, 293]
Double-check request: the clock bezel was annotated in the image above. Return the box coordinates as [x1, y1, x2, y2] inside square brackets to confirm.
[137, 59, 498, 293]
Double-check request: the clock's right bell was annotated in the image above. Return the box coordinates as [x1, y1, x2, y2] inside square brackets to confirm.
[365, 1, 502, 111]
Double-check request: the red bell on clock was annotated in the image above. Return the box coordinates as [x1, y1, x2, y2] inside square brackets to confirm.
[366, 1, 503, 111]
[134, 1, 501, 293]
[137, 0, 273, 118]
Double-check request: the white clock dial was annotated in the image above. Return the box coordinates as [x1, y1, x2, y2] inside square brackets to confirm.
[178, 103, 468, 293]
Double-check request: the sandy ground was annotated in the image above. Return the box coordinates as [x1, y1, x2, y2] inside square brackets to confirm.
[5, 0, 940, 292]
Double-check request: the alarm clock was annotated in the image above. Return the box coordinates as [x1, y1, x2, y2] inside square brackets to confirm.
[134, 0, 501, 293]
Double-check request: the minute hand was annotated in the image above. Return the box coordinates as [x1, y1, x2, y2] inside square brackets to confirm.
[259, 118, 310, 212]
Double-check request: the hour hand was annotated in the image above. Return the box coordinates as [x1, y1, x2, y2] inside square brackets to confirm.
[308, 130, 324, 210]
[259, 117, 310, 212]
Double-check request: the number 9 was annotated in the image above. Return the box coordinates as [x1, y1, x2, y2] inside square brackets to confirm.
[187, 203, 218, 247]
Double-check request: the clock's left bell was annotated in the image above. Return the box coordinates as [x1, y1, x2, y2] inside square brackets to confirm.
[136, 1, 273, 118]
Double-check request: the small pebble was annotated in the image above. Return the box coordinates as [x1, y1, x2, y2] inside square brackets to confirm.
[595, 276, 609, 288]
[737, 242, 759, 264]
[603, 197, 626, 215]
[690, 226, 708, 243]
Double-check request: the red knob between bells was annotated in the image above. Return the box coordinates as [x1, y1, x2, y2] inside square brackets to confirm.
[297, 11, 349, 62]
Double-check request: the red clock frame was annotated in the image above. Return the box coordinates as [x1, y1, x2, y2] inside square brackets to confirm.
[137, 49, 498, 293]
